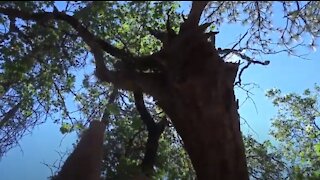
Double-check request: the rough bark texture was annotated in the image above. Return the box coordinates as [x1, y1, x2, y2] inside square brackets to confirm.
[157, 40, 248, 179]
[157, 61, 248, 180]
[53, 121, 106, 180]
[147, 2, 249, 179]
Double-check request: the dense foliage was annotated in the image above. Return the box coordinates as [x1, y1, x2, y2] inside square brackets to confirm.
[0, 1, 319, 179]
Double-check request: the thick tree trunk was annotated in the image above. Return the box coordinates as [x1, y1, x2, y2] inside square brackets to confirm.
[151, 6, 249, 176]
[53, 120, 106, 180]
[157, 57, 248, 179]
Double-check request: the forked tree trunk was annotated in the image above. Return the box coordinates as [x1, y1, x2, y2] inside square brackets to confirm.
[149, 3, 249, 178]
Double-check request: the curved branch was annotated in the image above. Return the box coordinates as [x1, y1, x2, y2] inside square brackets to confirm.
[0, 7, 165, 95]
[0, 7, 127, 59]
[235, 62, 250, 86]
[134, 91, 156, 131]
[133, 91, 167, 176]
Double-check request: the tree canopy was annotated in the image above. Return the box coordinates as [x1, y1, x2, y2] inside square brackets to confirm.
[0, 1, 319, 179]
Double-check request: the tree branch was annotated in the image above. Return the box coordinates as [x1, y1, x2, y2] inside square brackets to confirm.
[203, 2, 225, 22]
[187, 1, 209, 26]
[0, 102, 21, 128]
[0, 7, 165, 95]
[217, 47, 270, 86]
[218, 48, 270, 65]
[134, 91, 156, 131]
[235, 62, 250, 86]
[53, 120, 106, 180]
[0, 7, 125, 59]
[133, 91, 167, 176]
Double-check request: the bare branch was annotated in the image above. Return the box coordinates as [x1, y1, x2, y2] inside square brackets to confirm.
[203, 2, 225, 22]
[235, 62, 250, 86]
[0, 102, 21, 128]
[188, 1, 209, 26]
[218, 48, 270, 65]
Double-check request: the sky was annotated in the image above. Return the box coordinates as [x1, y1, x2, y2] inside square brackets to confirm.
[0, 2, 320, 180]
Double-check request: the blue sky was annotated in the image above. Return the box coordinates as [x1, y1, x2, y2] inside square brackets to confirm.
[1, 2, 320, 180]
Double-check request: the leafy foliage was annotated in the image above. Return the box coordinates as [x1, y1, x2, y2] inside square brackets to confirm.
[266, 85, 320, 179]
[97, 92, 195, 179]
[244, 135, 287, 179]
[0, 1, 319, 179]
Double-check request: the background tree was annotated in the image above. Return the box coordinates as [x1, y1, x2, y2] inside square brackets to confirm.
[266, 85, 320, 179]
[244, 134, 287, 179]
[236, 85, 320, 179]
[0, 1, 319, 179]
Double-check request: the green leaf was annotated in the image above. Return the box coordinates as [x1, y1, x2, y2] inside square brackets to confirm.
[131, 116, 142, 130]
[75, 123, 85, 131]
[60, 122, 72, 134]
[107, 103, 120, 115]
[210, 25, 216, 31]
[315, 143, 320, 157]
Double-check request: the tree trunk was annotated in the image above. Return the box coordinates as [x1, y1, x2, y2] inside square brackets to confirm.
[150, 8, 249, 177]
[53, 120, 106, 180]
[157, 56, 248, 179]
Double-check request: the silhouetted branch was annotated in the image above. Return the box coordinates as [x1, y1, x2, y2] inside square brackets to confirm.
[188, 1, 209, 26]
[0, 102, 21, 128]
[203, 2, 225, 22]
[134, 91, 167, 176]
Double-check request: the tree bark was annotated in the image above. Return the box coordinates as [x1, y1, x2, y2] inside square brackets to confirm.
[153, 48, 249, 179]
[148, 2, 249, 178]
[157, 66, 249, 179]
[53, 120, 106, 180]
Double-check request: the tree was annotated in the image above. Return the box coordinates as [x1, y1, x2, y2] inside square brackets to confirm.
[266, 85, 320, 179]
[242, 85, 320, 179]
[52, 120, 107, 180]
[0, 1, 319, 179]
[244, 134, 287, 179]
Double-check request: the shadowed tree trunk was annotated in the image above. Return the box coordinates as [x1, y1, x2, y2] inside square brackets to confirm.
[144, 2, 249, 179]
[53, 120, 107, 180]
[155, 47, 248, 179]
[155, 27, 248, 180]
